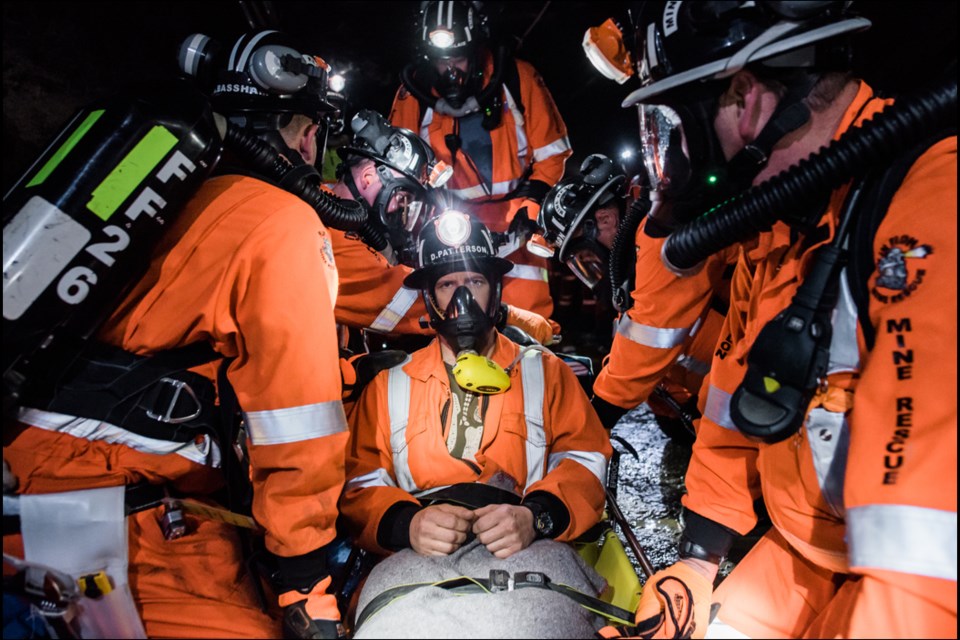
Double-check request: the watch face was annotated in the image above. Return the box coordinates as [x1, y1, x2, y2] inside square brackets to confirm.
[535, 511, 554, 537]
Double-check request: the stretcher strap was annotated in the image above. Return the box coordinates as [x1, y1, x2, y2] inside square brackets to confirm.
[354, 569, 635, 630]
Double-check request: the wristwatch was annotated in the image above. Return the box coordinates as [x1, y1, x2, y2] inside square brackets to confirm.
[524, 502, 556, 539]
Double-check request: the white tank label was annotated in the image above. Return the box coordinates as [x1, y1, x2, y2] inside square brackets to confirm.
[3, 196, 90, 321]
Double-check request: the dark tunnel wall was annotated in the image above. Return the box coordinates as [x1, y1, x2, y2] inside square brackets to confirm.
[3, 1, 957, 194]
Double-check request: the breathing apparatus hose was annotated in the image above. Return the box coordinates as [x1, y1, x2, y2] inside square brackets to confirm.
[662, 77, 957, 274]
[400, 43, 509, 111]
[223, 121, 367, 232]
[609, 194, 651, 313]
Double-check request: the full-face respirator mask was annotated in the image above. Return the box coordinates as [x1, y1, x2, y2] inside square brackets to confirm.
[403, 210, 515, 393]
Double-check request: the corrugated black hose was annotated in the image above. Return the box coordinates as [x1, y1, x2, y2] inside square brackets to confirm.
[609, 193, 651, 313]
[223, 122, 368, 233]
[662, 77, 957, 273]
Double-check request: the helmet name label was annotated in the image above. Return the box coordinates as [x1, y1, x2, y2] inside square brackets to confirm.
[214, 83, 266, 96]
[429, 244, 491, 262]
[663, 1, 681, 36]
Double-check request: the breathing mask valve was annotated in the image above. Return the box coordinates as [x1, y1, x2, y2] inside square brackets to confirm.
[452, 351, 511, 394]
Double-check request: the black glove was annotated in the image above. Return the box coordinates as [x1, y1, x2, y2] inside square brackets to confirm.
[591, 394, 630, 431]
[279, 575, 345, 639]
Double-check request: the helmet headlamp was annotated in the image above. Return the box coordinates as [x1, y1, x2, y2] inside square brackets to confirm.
[428, 161, 454, 188]
[582, 18, 634, 85]
[328, 72, 346, 93]
[429, 28, 457, 49]
[435, 210, 472, 246]
[526, 233, 556, 259]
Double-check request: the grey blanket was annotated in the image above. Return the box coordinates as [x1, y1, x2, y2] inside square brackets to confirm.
[353, 539, 607, 639]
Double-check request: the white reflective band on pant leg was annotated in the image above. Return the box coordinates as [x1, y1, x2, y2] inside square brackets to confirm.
[20, 486, 147, 638]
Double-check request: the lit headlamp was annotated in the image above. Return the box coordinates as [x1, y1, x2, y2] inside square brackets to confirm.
[435, 210, 472, 246]
[328, 72, 346, 93]
[429, 28, 456, 49]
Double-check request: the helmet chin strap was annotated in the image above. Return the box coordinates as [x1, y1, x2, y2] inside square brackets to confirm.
[725, 72, 820, 187]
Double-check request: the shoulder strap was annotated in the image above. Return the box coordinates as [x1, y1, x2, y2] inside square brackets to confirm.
[847, 129, 955, 350]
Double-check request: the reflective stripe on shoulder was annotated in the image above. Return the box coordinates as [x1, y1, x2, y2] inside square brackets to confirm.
[533, 135, 572, 163]
[847, 504, 957, 581]
[388, 357, 418, 493]
[504, 264, 549, 283]
[502, 83, 527, 164]
[420, 108, 434, 140]
[521, 351, 546, 490]
[369, 287, 420, 333]
[19, 407, 221, 467]
[245, 400, 347, 445]
[703, 385, 738, 431]
[616, 314, 691, 349]
[345, 467, 398, 492]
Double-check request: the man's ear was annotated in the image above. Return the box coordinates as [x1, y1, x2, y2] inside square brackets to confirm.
[360, 162, 379, 190]
[729, 70, 778, 144]
[299, 122, 320, 166]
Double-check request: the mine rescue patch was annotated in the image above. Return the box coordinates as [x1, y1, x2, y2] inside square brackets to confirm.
[870, 235, 933, 304]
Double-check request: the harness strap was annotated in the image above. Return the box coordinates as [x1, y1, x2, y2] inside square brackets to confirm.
[30, 340, 222, 443]
[354, 569, 635, 630]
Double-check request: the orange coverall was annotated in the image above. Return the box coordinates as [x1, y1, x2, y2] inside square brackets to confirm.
[340, 332, 612, 556]
[593, 216, 737, 424]
[4, 175, 349, 638]
[390, 51, 572, 319]
[687, 83, 957, 637]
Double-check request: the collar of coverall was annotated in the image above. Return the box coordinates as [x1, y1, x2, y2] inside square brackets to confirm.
[405, 332, 522, 384]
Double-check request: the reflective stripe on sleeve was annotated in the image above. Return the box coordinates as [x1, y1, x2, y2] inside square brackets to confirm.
[345, 467, 398, 491]
[676, 353, 710, 377]
[504, 264, 549, 283]
[245, 400, 347, 445]
[369, 286, 420, 333]
[616, 314, 691, 349]
[533, 135, 572, 162]
[521, 351, 546, 490]
[388, 360, 418, 493]
[547, 450, 607, 487]
[703, 385, 738, 431]
[848, 504, 957, 581]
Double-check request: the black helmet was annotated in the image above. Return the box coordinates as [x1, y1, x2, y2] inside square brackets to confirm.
[404, 210, 513, 290]
[404, 210, 513, 353]
[415, 1, 491, 108]
[538, 154, 625, 288]
[418, 1, 490, 61]
[180, 30, 335, 126]
[622, 1, 871, 107]
[338, 110, 452, 265]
